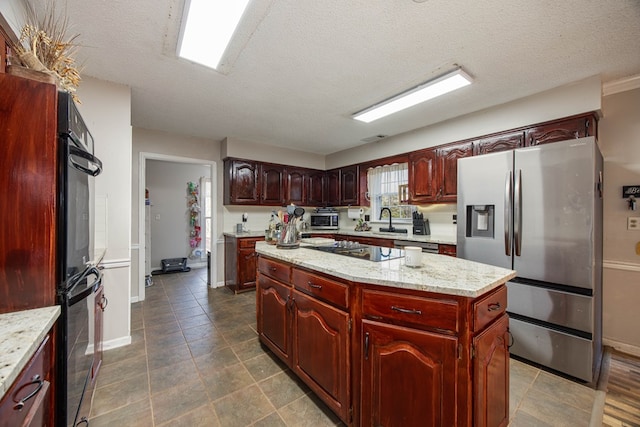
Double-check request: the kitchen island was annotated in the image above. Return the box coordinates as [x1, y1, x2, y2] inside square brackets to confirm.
[255, 242, 515, 427]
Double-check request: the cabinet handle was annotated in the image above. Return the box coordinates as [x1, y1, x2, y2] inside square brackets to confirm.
[507, 328, 514, 349]
[364, 332, 370, 360]
[100, 295, 109, 310]
[270, 267, 277, 272]
[391, 306, 422, 315]
[76, 417, 89, 426]
[308, 281, 322, 290]
[13, 374, 43, 410]
[487, 302, 501, 312]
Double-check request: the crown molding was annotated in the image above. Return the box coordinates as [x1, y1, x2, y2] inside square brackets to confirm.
[603, 74, 640, 97]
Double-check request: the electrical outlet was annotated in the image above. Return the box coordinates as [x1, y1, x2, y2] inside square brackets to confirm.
[628, 217, 640, 230]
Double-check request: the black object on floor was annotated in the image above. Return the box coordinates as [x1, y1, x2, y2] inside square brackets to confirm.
[153, 257, 190, 274]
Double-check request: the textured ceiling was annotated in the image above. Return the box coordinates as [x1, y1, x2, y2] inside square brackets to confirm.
[26, 0, 640, 154]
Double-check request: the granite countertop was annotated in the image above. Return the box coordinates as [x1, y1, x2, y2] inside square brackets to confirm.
[224, 229, 457, 245]
[0, 306, 61, 401]
[256, 242, 515, 298]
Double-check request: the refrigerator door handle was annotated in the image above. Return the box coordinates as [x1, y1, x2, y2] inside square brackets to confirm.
[504, 171, 512, 256]
[514, 169, 522, 256]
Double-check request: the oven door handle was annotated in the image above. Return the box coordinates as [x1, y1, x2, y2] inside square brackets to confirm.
[68, 267, 103, 306]
[68, 145, 103, 177]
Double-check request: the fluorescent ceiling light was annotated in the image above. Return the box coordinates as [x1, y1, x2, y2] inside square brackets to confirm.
[353, 68, 473, 123]
[178, 0, 251, 70]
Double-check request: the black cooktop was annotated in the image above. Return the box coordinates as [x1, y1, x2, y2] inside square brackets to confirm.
[308, 243, 404, 262]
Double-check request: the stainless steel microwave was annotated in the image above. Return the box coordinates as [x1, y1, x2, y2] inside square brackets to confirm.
[310, 212, 339, 230]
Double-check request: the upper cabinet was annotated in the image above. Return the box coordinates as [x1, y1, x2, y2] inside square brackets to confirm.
[526, 114, 597, 146]
[307, 169, 326, 206]
[473, 131, 524, 155]
[224, 159, 260, 205]
[339, 165, 359, 205]
[408, 148, 438, 203]
[261, 163, 286, 205]
[408, 142, 472, 204]
[437, 141, 474, 202]
[224, 113, 598, 206]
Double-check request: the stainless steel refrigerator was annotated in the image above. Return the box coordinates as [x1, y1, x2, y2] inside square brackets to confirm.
[457, 136, 603, 384]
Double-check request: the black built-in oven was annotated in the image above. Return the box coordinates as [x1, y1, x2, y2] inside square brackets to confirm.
[56, 91, 104, 427]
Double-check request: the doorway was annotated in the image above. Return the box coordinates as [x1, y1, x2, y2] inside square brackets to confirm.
[138, 152, 217, 302]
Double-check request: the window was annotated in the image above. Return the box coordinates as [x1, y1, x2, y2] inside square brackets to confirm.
[367, 163, 413, 221]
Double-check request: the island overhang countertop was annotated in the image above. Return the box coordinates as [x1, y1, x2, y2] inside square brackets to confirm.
[255, 241, 515, 298]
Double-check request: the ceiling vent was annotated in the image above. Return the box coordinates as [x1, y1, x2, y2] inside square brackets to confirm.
[361, 134, 389, 143]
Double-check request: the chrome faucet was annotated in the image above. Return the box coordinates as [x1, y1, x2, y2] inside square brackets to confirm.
[379, 207, 395, 232]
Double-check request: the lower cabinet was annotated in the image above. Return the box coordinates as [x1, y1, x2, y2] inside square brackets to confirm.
[225, 235, 262, 293]
[0, 334, 53, 427]
[257, 255, 510, 426]
[291, 289, 350, 421]
[473, 314, 510, 427]
[360, 320, 458, 427]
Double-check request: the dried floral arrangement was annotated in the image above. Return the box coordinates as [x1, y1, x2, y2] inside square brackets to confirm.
[11, 2, 82, 102]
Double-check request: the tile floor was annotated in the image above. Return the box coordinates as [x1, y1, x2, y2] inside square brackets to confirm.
[88, 267, 601, 426]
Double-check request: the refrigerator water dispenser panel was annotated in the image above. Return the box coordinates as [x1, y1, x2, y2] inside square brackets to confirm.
[466, 205, 495, 238]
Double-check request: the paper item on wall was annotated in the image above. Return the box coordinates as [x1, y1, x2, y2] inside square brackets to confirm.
[348, 208, 363, 219]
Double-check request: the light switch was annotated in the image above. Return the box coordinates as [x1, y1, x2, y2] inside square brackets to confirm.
[628, 217, 640, 230]
[155, 214, 161, 221]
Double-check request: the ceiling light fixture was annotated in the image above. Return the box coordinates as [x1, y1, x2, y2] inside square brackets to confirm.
[177, 0, 251, 70]
[352, 68, 473, 123]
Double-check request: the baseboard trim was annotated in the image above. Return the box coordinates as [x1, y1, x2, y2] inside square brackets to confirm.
[603, 338, 640, 358]
[86, 335, 132, 355]
[130, 296, 140, 303]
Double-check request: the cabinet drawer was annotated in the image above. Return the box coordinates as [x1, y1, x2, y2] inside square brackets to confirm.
[258, 257, 291, 283]
[473, 285, 507, 332]
[0, 335, 51, 427]
[362, 290, 459, 332]
[239, 237, 260, 248]
[292, 269, 349, 310]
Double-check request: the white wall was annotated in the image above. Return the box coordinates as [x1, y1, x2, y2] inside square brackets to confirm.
[76, 76, 133, 350]
[326, 76, 602, 169]
[146, 160, 210, 270]
[223, 137, 325, 170]
[0, 0, 24, 37]
[599, 87, 640, 354]
[131, 127, 221, 299]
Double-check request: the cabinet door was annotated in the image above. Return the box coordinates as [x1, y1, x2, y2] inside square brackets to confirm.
[237, 246, 258, 291]
[286, 168, 307, 205]
[226, 159, 260, 204]
[474, 132, 524, 155]
[291, 289, 350, 423]
[408, 148, 438, 203]
[526, 114, 596, 146]
[327, 169, 340, 206]
[473, 314, 509, 427]
[361, 320, 458, 427]
[261, 163, 285, 205]
[437, 142, 473, 202]
[257, 274, 291, 362]
[340, 165, 359, 205]
[438, 244, 457, 257]
[307, 170, 326, 206]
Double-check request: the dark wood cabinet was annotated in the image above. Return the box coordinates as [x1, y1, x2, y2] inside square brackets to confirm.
[224, 235, 261, 293]
[224, 159, 260, 205]
[408, 148, 438, 203]
[474, 131, 525, 155]
[473, 314, 510, 427]
[0, 74, 58, 314]
[285, 167, 307, 205]
[261, 163, 286, 205]
[438, 244, 457, 257]
[0, 334, 54, 427]
[257, 273, 291, 363]
[307, 169, 326, 206]
[360, 320, 458, 427]
[327, 168, 341, 206]
[291, 289, 350, 422]
[437, 141, 474, 202]
[526, 114, 597, 146]
[257, 259, 351, 424]
[340, 165, 359, 205]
